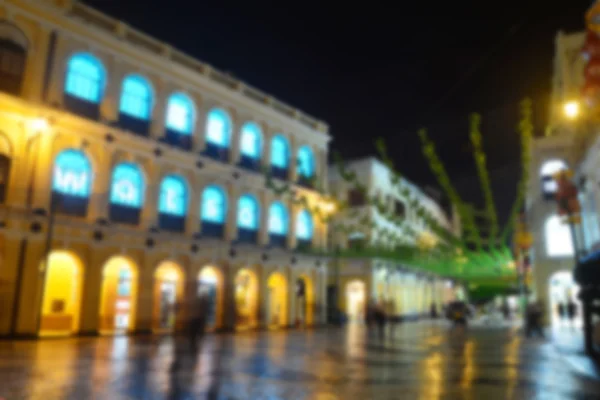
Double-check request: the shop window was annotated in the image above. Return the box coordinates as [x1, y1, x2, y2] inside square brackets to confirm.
[395, 200, 406, 218]
[201, 185, 227, 238]
[204, 108, 231, 162]
[158, 174, 188, 232]
[119, 75, 153, 136]
[64, 53, 105, 119]
[109, 163, 145, 225]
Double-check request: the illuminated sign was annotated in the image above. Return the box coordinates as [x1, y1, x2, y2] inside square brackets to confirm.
[237, 195, 258, 230]
[52, 150, 91, 197]
[202, 186, 226, 223]
[110, 164, 144, 208]
[159, 175, 187, 216]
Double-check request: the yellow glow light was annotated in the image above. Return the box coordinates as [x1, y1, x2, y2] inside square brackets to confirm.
[563, 101, 580, 120]
[29, 117, 50, 133]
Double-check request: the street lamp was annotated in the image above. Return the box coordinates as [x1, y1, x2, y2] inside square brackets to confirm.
[564, 100, 581, 120]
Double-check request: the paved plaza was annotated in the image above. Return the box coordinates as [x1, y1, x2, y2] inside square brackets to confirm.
[1, 321, 600, 399]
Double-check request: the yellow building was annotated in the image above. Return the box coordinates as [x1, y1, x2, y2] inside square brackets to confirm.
[0, 0, 331, 337]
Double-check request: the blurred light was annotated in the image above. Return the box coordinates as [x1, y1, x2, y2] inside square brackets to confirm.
[564, 101, 580, 120]
[29, 117, 50, 133]
[321, 199, 337, 215]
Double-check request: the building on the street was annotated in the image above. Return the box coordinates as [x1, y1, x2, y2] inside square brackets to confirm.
[0, 0, 332, 337]
[527, 28, 592, 328]
[328, 157, 464, 322]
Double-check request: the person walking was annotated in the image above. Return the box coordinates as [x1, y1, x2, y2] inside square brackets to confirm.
[374, 299, 386, 339]
[526, 301, 545, 338]
[566, 299, 577, 329]
[558, 302, 566, 327]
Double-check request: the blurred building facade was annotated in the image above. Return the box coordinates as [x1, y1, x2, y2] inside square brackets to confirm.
[0, 0, 332, 337]
[328, 157, 463, 322]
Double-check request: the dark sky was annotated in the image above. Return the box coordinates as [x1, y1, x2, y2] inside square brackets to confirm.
[85, 0, 590, 223]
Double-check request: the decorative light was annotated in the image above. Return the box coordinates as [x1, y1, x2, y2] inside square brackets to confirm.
[28, 117, 50, 133]
[563, 101, 581, 120]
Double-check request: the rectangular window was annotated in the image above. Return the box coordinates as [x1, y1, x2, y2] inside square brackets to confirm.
[348, 189, 366, 207]
[395, 201, 406, 218]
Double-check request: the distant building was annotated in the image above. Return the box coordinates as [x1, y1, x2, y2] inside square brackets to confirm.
[328, 157, 463, 322]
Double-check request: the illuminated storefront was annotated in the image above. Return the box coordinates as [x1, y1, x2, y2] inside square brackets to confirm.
[346, 280, 366, 322]
[99, 256, 138, 333]
[267, 272, 287, 328]
[235, 269, 258, 330]
[153, 262, 184, 331]
[198, 266, 223, 330]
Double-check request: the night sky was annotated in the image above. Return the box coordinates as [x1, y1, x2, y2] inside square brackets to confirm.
[86, 0, 590, 223]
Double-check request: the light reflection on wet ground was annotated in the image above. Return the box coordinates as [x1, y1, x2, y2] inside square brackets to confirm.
[1, 321, 600, 399]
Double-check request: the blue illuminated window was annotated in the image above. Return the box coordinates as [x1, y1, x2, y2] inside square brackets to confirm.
[237, 194, 259, 230]
[296, 209, 313, 240]
[110, 163, 145, 208]
[52, 149, 92, 198]
[240, 122, 262, 159]
[297, 146, 315, 178]
[268, 202, 288, 235]
[201, 185, 227, 224]
[271, 135, 289, 169]
[166, 93, 194, 134]
[206, 108, 231, 147]
[120, 75, 153, 120]
[64, 53, 105, 103]
[158, 175, 188, 217]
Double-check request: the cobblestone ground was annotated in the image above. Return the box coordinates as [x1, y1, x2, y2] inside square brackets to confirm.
[1, 321, 600, 399]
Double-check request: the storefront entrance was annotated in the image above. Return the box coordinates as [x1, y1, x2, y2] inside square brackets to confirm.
[267, 272, 287, 329]
[153, 261, 184, 331]
[296, 275, 314, 325]
[39, 251, 84, 337]
[98, 256, 138, 333]
[198, 266, 223, 330]
[549, 271, 582, 328]
[235, 268, 258, 330]
[346, 280, 365, 322]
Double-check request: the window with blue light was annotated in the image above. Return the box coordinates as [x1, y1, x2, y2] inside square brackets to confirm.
[64, 53, 105, 103]
[110, 163, 145, 208]
[297, 146, 315, 178]
[201, 185, 227, 224]
[240, 122, 262, 159]
[296, 209, 313, 240]
[166, 93, 194, 134]
[268, 202, 288, 235]
[120, 75, 153, 120]
[237, 194, 259, 230]
[52, 149, 92, 197]
[206, 108, 231, 147]
[271, 135, 289, 168]
[158, 175, 188, 216]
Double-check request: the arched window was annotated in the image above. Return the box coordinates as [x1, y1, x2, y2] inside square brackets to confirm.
[52, 149, 92, 216]
[119, 75, 153, 135]
[205, 108, 232, 161]
[0, 22, 28, 96]
[296, 209, 314, 246]
[268, 202, 288, 247]
[239, 122, 262, 170]
[109, 163, 145, 225]
[270, 135, 289, 179]
[297, 145, 315, 187]
[158, 174, 188, 232]
[545, 215, 574, 257]
[540, 159, 568, 198]
[201, 185, 227, 238]
[64, 53, 105, 119]
[237, 194, 259, 243]
[166, 93, 194, 134]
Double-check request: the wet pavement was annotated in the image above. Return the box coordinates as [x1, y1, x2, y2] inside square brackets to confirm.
[1, 321, 600, 399]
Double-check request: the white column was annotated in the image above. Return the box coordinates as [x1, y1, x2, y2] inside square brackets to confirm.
[150, 79, 167, 140]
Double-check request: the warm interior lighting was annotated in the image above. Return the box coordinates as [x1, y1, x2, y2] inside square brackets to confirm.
[320, 199, 337, 215]
[563, 101, 580, 120]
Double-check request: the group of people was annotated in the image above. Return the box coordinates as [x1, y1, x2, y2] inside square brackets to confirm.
[556, 300, 578, 327]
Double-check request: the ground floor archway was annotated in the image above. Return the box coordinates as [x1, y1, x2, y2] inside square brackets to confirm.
[346, 280, 366, 322]
[267, 272, 287, 329]
[98, 256, 138, 334]
[198, 266, 224, 330]
[235, 268, 258, 330]
[549, 270, 582, 328]
[153, 261, 184, 332]
[296, 274, 314, 326]
[39, 250, 84, 337]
